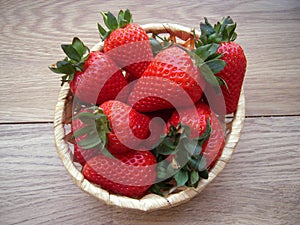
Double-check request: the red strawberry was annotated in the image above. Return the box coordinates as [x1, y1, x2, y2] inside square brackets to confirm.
[82, 150, 157, 198]
[70, 108, 102, 165]
[99, 9, 153, 79]
[202, 112, 225, 170]
[166, 102, 225, 169]
[50, 37, 128, 105]
[127, 45, 206, 112]
[100, 100, 152, 153]
[215, 41, 246, 114]
[166, 102, 211, 138]
[73, 144, 100, 166]
[199, 17, 247, 114]
[73, 101, 154, 155]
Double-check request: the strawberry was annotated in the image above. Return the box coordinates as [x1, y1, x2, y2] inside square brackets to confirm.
[166, 102, 225, 169]
[73, 101, 154, 155]
[50, 37, 128, 105]
[71, 108, 102, 165]
[100, 100, 152, 152]
[82, 150, 157, 198]
[127, 45, 206, 112]
[198, 17, 247, 114]
[73, 144, 100, 166]
[150, 102, 225, 194]
[166, 102, 212, 139]
[98, 9, 153, 79]
[201, 112, 225, 170]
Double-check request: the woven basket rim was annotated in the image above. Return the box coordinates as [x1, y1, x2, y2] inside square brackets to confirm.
[53, 23, 245, 212]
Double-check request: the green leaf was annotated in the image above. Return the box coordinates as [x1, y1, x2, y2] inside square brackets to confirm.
[74, 61, 85, 72]
[200, 17, 214, 35]
[206, 59, 226, 74]
[200, 63, 221, 90]
[101, 147, 115, 158]
[197, 155, 207, 172]
[76, 111, 96, 122]
[166, 162, 176, 175]
[174, 169, 189, 187]
[198, 16, 239, 44]
[150, 182, 172, 196]
[72, 37, 88, 58]
[117, 9, 131, 28]
[227, 23, 237, 41]
[207, 33, 221, 44]
[61, 44, 81, 62]
[197, 118, 212, 146]
[156, 138, 176, 155]
[73, 125, 92, 139]
[216, 76, 229, 91]
[149, 37, 162, 56]
[231, 32, 237, 41]
[190, 170, 200, 186]
[119, 19, 128, 28]
[157, 164, 168, 179]
[193, 45, 212, 61]
[101, 11, 118, 31]
[182, 138, 198, 156]
[49, 60, 75, 75]
[214, 22, 221, 33]
[193, 145, 202, 156]
[117, 9, 125, 22]
[77, 134, 103, 149]
[98, 23, 107, 39]
[123, 9, 132, 23]
[199, 169, 209, 179]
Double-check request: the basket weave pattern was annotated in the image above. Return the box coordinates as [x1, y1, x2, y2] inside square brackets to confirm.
[54, 23, 245, 211]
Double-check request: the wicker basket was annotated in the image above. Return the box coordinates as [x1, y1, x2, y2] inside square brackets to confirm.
[54, 23, 245, 212]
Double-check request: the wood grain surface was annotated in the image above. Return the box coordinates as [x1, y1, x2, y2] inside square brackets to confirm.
[1, 117, 299, 224]
[1, 0, 300, 224]
[0, 0, 300, 122]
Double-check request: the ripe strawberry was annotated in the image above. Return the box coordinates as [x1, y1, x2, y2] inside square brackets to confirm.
[71, 108, 102, 165]
[50, 37, 128, 105]
[100, 100, 152, 152]
[201, 113, 225, 170]
[166, 102, 212, 139]
[73, 101, 154, 155]
[73, 144, 100, 166]
[127, 45, 206, 112]
[166, 102, 225, 169]
[199, 17, 247, 114]
[215, 41, 246, 114]
[82, 150, 157, 198]
[98, 9, 153, 79]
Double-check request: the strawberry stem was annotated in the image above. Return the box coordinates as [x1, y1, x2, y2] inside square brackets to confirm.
[49, 37, 90, 85]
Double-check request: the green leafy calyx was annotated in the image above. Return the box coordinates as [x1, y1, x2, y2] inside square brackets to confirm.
[98, 9, 133, 40]
[73, 106, 111, 150]
[151, 121, 211, 195]
[191, 16, 238, 89]
[49, 37, 90, 85]
[199, 16, 237, 45]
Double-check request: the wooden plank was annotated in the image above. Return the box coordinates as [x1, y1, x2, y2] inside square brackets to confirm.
[0, 117, 299, 224]
[0, 0, 299, 121]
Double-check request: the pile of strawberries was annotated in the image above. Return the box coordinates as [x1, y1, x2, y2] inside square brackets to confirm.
[50, 9, 246, 198]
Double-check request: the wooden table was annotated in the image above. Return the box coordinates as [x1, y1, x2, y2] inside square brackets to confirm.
[1, 0, 299, 224]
